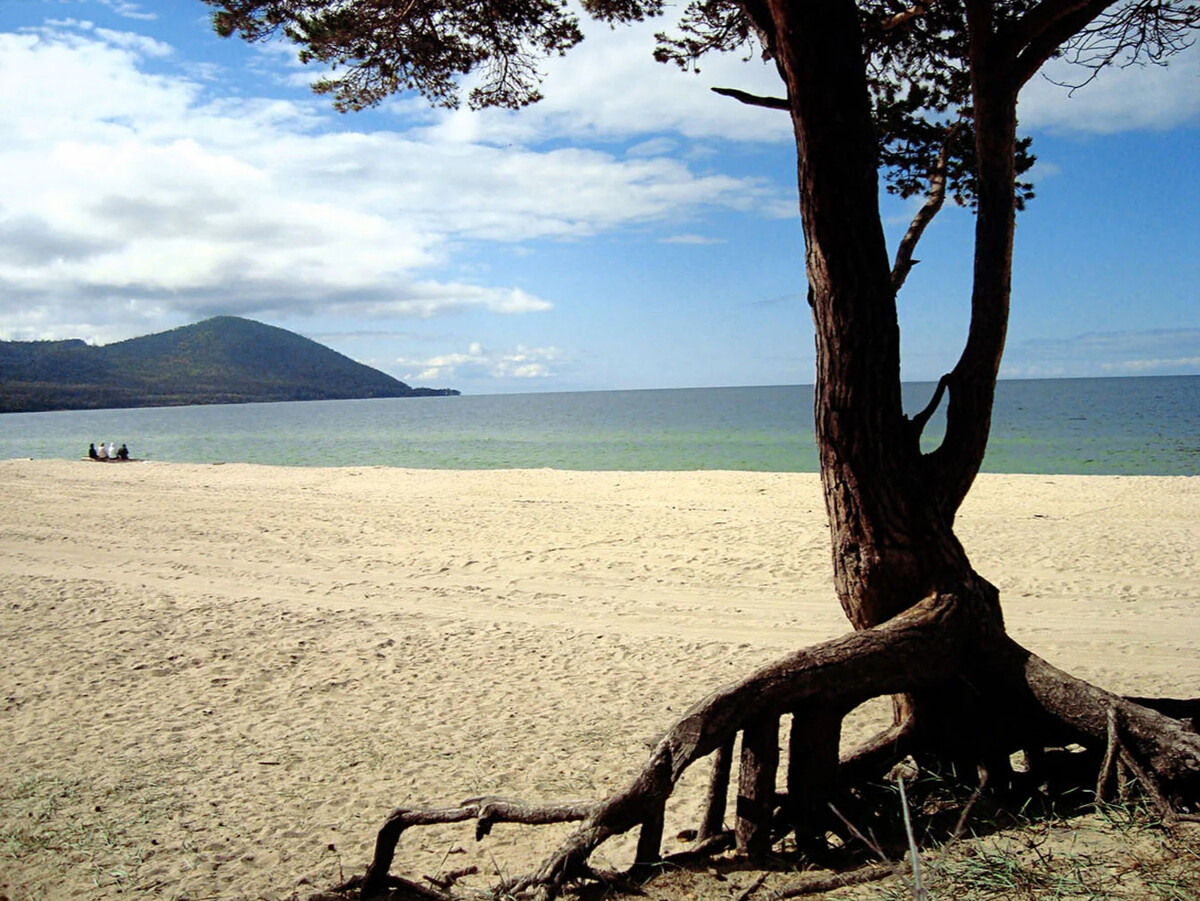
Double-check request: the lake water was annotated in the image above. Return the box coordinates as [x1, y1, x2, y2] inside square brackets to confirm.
[0, 376, 1196, 475]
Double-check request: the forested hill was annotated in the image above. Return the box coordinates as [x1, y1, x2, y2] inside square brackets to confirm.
[0, 316, 458, 413]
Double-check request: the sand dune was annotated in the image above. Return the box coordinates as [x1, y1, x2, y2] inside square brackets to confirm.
[1, 460, 1197, 899]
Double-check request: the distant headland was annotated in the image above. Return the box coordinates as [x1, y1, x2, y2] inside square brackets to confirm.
[0, 316, 458, 413]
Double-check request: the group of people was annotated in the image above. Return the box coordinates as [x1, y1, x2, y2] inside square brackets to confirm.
[88, 441, 130, 461]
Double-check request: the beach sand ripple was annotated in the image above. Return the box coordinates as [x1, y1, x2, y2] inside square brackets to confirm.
[1, 461, 1197, 899]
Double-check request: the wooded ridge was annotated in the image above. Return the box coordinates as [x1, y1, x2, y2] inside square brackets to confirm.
[0, 316, 458, 413]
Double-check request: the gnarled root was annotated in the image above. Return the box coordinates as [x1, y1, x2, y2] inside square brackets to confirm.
[362, 798, 597, 895]
[359, 586, 1200, 899]
[986, 636, 1200, 811]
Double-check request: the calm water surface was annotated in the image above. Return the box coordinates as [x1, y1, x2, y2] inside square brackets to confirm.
[0, 376, 1196, 475]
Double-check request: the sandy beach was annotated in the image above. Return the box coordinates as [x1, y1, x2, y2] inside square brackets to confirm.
[2, 459, 1198, 900]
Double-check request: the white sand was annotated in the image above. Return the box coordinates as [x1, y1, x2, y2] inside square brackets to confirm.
[1, 460, 1197, 899]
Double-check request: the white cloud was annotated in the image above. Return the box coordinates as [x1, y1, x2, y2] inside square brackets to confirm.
[492, 345, 562, 379]
[420, 5, 1200, 143]
[95, 0, 157, 20]
[1001, 328, 1200, 378]
[323, 283, 553, 320]
[1019, 43, 1200, 133]
[92, 26, 171, 55]
[409, 12, 794, 147]
[661, 234, 724, 245]
[399, 342, 563, 382]
[434, 4, 1200, 145]
[1103, 355, 1200, 373]
[0, 21, 787, 345]
[627, 137, 679, 158]
[47, 2, 157, 23]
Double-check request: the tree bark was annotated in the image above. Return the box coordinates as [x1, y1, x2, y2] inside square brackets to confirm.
[736, 716, 781, 858]
[768, 0, 924, 632]
[698, 737, 734, 841]
[927, 0, 1018, 514]
[786, 705, 842, 844]
[765, 0, 988, 645]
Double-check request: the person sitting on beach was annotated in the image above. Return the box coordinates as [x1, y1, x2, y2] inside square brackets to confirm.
[96, 442, 108, 460]
[107, 441, 118, 460]
[117, 444, 129, 460]
[88, 443, 99, 460]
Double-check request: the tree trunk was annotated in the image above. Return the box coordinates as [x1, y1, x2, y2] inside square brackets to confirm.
[763, 0, 1024, 792]
[927, 0, 1018, 513]
[766, 0, 985, 642]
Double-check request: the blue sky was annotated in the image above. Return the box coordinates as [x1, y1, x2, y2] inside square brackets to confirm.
[1, 0, 1197, 395]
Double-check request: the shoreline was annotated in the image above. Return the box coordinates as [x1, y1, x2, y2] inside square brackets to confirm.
[2, 460, 1197, 899]
[7, 455, 1200, 476]
[3, 375, 1197, 477]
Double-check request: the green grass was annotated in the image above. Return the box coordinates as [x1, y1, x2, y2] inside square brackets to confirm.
[857, 777, 1200, 901]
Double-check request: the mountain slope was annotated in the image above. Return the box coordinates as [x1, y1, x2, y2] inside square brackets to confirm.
[0, 317, 457, 413]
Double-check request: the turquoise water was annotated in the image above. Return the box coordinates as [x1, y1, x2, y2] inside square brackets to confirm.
[0, 376, 1196, 475]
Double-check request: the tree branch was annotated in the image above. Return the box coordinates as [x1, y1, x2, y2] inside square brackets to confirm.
[927, 0, 1016, 511]
[881, 3, 928, 32]
[1004, 0, 1107, 58]
[892, 122, 963, 292]
[908, 374, 951, 441]
[711, 86, 790, 109]
[1008, 0, 1121, 88]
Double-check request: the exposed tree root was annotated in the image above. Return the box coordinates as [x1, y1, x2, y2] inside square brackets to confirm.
[839, 714, 918, 783]
[774, 861, 907, 897]
[363, 798, 596, 895]
[358, 588, 1200, 900]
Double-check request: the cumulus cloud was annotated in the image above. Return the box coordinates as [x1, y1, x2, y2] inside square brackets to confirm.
[398, 342, 563, 383]
[0, 20, 786, 345]
[8, 6, 1194, 392]
[407, 7, 1189, 148]
[405, 12, 794, 147]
